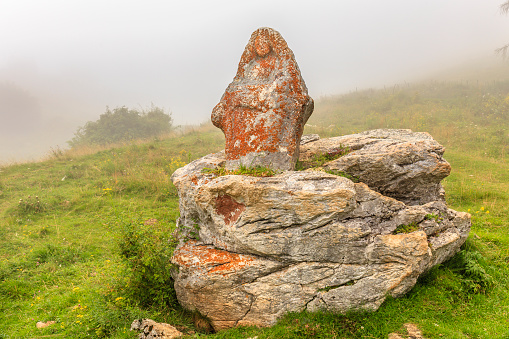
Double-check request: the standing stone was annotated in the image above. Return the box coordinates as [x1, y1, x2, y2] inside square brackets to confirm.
[211, 27, 314, 171]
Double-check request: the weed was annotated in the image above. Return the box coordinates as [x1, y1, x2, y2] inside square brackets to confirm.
[117, 218, 179, 309]
[297, 145, 351, 170]
[324, 169, 360, 182]
[48, 146, 66, 159]
[393, 222, 420, 234]
[17, 195, 46, 215]
[189, 222, 200, 241]
[203, 164, 278, 177]
[294, 160, 305, 171]
[424, 213, 443, 223]
[314, 145, 351, 164]
[446, 247, 495, 295]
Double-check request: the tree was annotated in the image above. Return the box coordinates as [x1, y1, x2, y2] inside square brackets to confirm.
[496, 1, 509, 59]
[69, 104, 173, 147]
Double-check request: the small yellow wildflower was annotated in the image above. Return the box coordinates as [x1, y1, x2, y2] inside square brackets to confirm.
[115, 297, 123, 301]
[481, 206, 485, 211]
[486, 211, 490, 214]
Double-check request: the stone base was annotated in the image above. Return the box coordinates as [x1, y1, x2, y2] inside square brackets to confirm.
[170, 130, 470, 331]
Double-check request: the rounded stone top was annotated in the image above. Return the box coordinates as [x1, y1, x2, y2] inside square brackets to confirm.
[254, 35, 271, 57]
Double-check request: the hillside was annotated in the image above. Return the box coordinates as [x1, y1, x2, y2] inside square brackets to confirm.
[0, 81, 508, 338]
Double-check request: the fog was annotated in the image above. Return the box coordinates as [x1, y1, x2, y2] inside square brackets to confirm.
[1, 0, 508, 163]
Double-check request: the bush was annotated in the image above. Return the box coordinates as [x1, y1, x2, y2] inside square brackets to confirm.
[69, 104, 173, 147]
[438, 241, 496, 297]
[117, 218, 178, 309]
[450, 249, 495, 294]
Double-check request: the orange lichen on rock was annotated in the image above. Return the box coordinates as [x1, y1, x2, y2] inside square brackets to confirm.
[215, 194, 245, 225]
[172, 240, 254, 275]
[211, 27, 313, 171]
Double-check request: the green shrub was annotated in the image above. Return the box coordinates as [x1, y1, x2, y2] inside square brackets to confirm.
[447, 248, 495, 295]
[69, 104, 173, 147]
[117, 218, 178, 309]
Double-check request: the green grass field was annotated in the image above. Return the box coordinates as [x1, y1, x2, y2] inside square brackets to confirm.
[1, 80, 508, 338]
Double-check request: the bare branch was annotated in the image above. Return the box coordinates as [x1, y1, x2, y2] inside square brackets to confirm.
[501, 1, 509, 14]
[495, 44, 509, 60]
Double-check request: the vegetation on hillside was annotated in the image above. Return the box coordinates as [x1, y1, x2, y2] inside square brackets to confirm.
[69, 105, 173, 147]
[306, 80, 509, 158]
[0, 80, 508, 338]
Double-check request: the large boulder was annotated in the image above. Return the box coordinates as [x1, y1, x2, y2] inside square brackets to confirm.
[170, 131, 470, 331]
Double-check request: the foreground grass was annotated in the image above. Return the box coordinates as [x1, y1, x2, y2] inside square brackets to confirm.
[1, 81, 508, 338]
[0, 127, 225, 338]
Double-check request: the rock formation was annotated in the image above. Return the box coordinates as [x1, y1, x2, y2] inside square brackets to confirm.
[211, 27, 314, 171]
[170, 130, 471, 331]
[299, 129, 450, 205]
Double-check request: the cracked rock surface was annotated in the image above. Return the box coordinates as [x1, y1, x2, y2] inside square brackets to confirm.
[170, 130, 470, 331]
[300, 129, 451, 205]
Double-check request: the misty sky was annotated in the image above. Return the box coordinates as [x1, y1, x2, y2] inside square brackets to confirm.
[1, 0, 509, 162]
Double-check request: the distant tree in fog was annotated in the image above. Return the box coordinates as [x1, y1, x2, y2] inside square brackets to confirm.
[496, 1, 509, 59]
[0, 83, 41, 135]
[69, 104, 173, 147]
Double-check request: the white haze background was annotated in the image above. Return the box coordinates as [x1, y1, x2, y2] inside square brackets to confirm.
[1, 0, 508, 163]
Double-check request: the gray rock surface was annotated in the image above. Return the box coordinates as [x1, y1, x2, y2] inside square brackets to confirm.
[170, 129, 470, 331]
[300, 129, 451, 205]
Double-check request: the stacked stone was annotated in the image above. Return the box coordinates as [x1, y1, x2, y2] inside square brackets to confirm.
[170, 131, 470, 331]
[169, 28, 470, 331]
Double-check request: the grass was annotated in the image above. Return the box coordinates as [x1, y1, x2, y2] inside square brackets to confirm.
[295, 145, 351, 170]
[203, 164, 278, 177]
[0, 80, 508, 338]
[393, 222, 420, 234]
